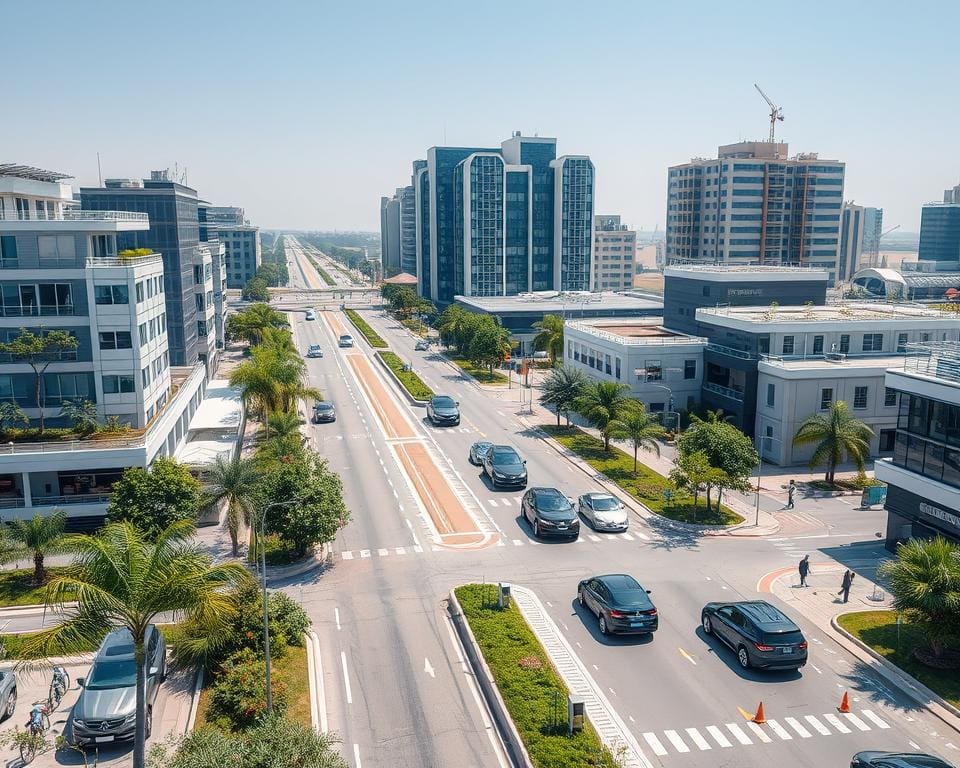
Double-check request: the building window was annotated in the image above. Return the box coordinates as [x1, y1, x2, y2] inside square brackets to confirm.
[37, 235, 75, 264]
[879, 429, 896, 452]
[759, 337, 770, 355]
[94, 285, 129, 305]
[839, 334, 850, 354]
[782, 336, 794, 355]
[702, 286, 710, 297]
[813, 335, 824, 355]
[198, 320, 208, 338]
[684, 360, 697, 380]
[645, 360, 662, 382]
[102, 374, 135, 394]
[922, 332, 932, 343]
[615, 357, 621, 380]
[897, 333, 908, 353]
[99, 331, 132, 350]
[862, 333, 883, 352]
[885, 388, 897, 407]
[142, 366, 150, 388]
[135, 282, 145, 303]
[90, 234, 115, 258]
[853, 386, 869, 409]
[820, 388, 833, 410]
[0, 236, 17, 268]
[649, 402, 665, 413]
[604, 355, 611, 375]
[138, 323, 148, 346]
[766, 383, 775, 407]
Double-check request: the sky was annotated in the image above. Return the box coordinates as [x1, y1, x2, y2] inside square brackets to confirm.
[5, 0, 959, 233]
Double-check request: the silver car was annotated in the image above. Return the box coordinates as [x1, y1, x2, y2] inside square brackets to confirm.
[0, 667, 16, 721]
[70, 625, 166, 746]
[578, 492, 629, 532]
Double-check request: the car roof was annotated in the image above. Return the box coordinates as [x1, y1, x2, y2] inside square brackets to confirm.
[734, 601, 797, 628]
[856, 755, 955, 768]
[432, 394, 456, 402]
[582, 492, 615, 501]
[472, 440, 493, 447]
[315, 401, 334, 408]
[99, 627, 146, 660]
[596, 574, 642, 591]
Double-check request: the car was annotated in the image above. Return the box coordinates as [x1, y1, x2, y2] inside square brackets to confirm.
[415, 339, 431, 351]
[313, 401, 336, 423]
[469, 440, 494, 465]
[305, 309, 316, 321]
[851, 753, 956, 768]
[306, 344, 323, 358]
[578, 492, 629, 532]
[70, 625, 167, 746]
[338, 334, 354, 348]
[577, 574, 658, 636]
[522, 487, 579, 540]
[483, 445, 527, 489]
[427, 395, 460, 426]
[701, 600, 808, 671]
[0, 667, 16, 722]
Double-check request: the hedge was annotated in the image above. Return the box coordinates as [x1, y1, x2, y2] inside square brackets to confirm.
[344, 309, 387, 348]
[377, 351, 433, 401]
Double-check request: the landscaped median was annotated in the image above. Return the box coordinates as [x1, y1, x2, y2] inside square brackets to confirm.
[541, 425, 744, 526]
[344, 308, 388, 348]
[453, 584, 620, 768]
[306, 255, 336, 286]
[451, 356, 508, 385]
[377, 351, 434, 401]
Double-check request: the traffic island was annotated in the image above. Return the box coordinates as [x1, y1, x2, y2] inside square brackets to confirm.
[376, 351, 433, 403]
[344, 309, 388, 348]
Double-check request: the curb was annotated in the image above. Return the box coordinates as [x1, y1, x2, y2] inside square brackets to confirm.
[830, 613, 960, 733]
[342, 310, 389, 352]
[447, 589, 531, 768]
[248, 545, 327, 583]
[305, 630, 328, 733]
[372, 351, 429, 407]
[185, 667, 204, 733]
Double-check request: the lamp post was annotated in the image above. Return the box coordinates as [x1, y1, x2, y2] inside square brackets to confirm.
[754, 435, 780, 526]
[647, 383, 680, 434]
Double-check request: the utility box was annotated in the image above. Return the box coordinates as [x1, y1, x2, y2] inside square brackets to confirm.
[498, 582, 512, 608]
[568, 695, 585, 733]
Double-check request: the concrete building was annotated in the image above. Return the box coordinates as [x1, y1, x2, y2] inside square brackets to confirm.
[593, 215, 636, 292]
[918, 186, 960, 269]
[217, 224, 261, 289]
[839, 202, 865, 283]
[564, 319, 705, 419]
[385, 194, 401, 275]
[399, 185, 417, 276]
[861, 207, 883, 267]
[666, 141, 845, 282]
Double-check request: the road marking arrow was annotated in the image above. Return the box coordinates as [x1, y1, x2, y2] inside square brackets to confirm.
[424, 657, 435, 678]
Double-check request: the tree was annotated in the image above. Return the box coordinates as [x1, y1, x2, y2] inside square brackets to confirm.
[242, 277, 271, 302]
[60, 399, 99, 435]
[0, 401, 28, 434]
[225, 303, 288, 346]
[229, 337, 321, 420]
[792, 400, 874, 483]
[878, 537, 960, 660]
[3, 509, 66, 585]
[532, 314, 565, 365]
[21, 520, 250, 768]
[609, 407, 665, 475]
[573, 381, 637, 451]
[467, 319, 512, 374]
[202, 455, 263, 557]
[0, 328, 79, 433]
[539, 365, 589, 427]
[677, 421, 758, 512]
[690, 408, 735, 425]
[107, 457, 203, 538]
[669, 450, 713, 508]
[437, 305, 470, 351]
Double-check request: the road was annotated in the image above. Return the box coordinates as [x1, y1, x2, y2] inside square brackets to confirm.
[284, 234, 367, 289]
[290, 305, 959, 768]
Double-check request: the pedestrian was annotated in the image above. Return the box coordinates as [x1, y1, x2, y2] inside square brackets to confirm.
[785, 479, 796, 510]
[838, 569, 855, 603]
[798, 554, 810, 587]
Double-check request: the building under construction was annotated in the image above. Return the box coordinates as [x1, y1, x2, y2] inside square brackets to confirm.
[665, 140, 846, 283]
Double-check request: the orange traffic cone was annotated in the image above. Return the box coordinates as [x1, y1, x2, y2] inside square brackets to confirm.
[752, 702, 766, 724]
[838, 691, 850, 713]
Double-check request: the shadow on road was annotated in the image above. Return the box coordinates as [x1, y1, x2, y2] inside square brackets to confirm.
[568, 599, 655, 647]
[693, 626, 804, 683]
[838, 658, 924, 714]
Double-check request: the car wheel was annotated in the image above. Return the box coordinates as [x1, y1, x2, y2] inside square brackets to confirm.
[737, 646, 751, 669]
[145, 706, 153, 739]
[3, 688, 15, 720]
[533, 520, 540, 537]
[578, 588, 585, 607]
[701, 615, 712, 635]
[599, 614, 608, 635]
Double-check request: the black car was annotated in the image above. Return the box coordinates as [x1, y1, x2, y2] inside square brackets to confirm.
[313, 401, 336, 423]
[483, 446, 527, 489]
[522, 487, 579, 540]
[852, 753, 955, 768]
[427, 395, 460, 426]
[701, 600, 808, 671]
[578, 574, 658, 636]
[468, 440, 494, 465]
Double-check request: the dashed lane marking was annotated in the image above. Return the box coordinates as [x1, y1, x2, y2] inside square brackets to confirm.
[823, 713, 851, 734]
[804, 715, 831, 736]
[766, 720, 792, 740]
[664, 730, 689, 753]
[746, 722, 771, 743]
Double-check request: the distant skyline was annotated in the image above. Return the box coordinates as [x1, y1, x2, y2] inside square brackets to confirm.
[5, 1, 958, 233]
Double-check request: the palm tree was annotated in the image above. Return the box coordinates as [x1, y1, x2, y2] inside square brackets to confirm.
[202, 455, 263, 557]
[609, 407, 665, 475]
[230, 341, 322, 419]
[539, 365, 588, 427]
[437, 305, 469, 351]
[225, 303, 288, 346]
[690, 408, 735, 425]
[266, 409, 304, 442]
[878, 536, 960, 659]
[573, 381, 637, 451]
[532, 314, 564, 365]
[792, 400, 874, 483]
[5, 510, 67, 585]
[20, 520, 250, 768]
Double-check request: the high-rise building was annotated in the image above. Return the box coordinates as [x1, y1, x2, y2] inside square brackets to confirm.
[918, 182, 960, 269]
[384, 194, 401, 274]
[379, 196, 391, 272]
[592, 215, 636, 292]
[862, 207, 883, 267]
[197, 205, 260, 290]
[666, 141, 845, 282]
[839, 202, 865, 282]
[398, 185, 417, 276]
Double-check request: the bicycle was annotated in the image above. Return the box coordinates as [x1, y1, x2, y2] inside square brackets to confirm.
[19, 704, 50, 763]
[47, 666, 70, 712]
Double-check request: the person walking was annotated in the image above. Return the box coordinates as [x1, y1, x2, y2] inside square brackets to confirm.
[798, 555, 810, 587]
[785, 479, 796, 510]
[838, 569, 855, 603]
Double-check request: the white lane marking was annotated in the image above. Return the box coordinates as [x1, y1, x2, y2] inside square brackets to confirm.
[629, 715, 635, 723]
[910, 740, 921, 750]
[746, 721, 772, 743]
[377, 548, 389, 557]
[823, 713, 851, 733]
[620, 532, 634, 541]
[678, 647, 697, 665]
[488, 499, 499, 507]
[811, 664, 822, 674]
[609, 688, 616, 696]
[340, 652, 353, 704]
[413, 545, 423, 553]
[705, 725, 732, 747]
[392, 489, 399, 499]
[861, 710, 890, 729]
[334, 608, 341, 631]
[642, 733, 668, 756]
[725, 722, 753, 745]
[685, 727, 711, 750]
[359, 549, 371, 558]
[766, 719, 793, 740]
[353, 743, 362, 768]
[634, 531, 650, 540]
[587, 534, 601, 542]
[341, 551, 354, 560]
[804, 715, 831, 735]
[424, 657, 435, 678]
[843, 713, 871, 731]
[514, 496, 523, 504]
[546, 601, 553, 607]
[395, 547, 406, 555]
[512, 539, 524, 546]
[946, 742, 957, 750]
[664, 730, 689, 753]
[784, 717, 812, 738]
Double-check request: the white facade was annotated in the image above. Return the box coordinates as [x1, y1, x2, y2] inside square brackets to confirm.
[593, 215, 636, 292]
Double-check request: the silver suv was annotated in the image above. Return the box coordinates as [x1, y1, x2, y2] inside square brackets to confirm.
[70, 625, 166, 746]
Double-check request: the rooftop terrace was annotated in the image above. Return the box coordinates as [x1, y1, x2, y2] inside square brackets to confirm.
[699, 302, 954, 325]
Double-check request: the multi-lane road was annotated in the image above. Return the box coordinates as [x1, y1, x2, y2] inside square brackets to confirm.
[286, 298, 960, 768]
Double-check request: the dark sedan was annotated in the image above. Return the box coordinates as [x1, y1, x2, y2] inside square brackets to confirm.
[701, 600, 807, 671]
[483, 446, 527, 489]
[426, 395, 460, 427]
[468, 441, 494, 465]
[578, 574, 658, 636]
[522, 487, 579, 540]
[312, 401, 336, 423]
[852, 753, 955, 768]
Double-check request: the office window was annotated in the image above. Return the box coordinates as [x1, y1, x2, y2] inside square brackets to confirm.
[142, 366, 150, 388]
[759, 337, 770, 355]
[839, 334, 850, 354]
[138, 323, 148, 345]
[135, 281, 145, 303]
[820, 387, 833, 410]
[94, 285, 129, 305]
[604, 354, 611, 375]
[683, 360, 697, 380]
[853, 386, 869, 409]
[99, 331, 132, 350]
[813, 335, 824, 355]
[766, 383, 775, 407]
[885, 387, 897, 407]
[897, 333, 908, 353]
[90, 234, 115, 258]
[649, 402, 665, 413]
[198, 320, 208, 337]
[862, 333, 883, 352]
[922, 332, 932, 343]
[702, 286, 710, 297]
[879, 429, 896, 452]
[782, 336, 794, 355]
[102, 374, 135, 394]
[645, 360, 662, 382]
[37, 235, 75, 263]
[615, 357, 621, 380]
[146, 279, 154, 299]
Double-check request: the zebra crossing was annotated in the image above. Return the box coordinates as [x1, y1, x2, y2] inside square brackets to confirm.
[641, 709, 890, 757]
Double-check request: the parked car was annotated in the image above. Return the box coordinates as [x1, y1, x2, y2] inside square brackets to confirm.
[0, 667, 16, 721]
[468, 440, 494, 465]
[522, 487, 579, 540]
[70, 625, 167, 746]
[483, 445, 527, 489]
[577, 574, 658, 636]
[306, 344, 323, 358]
[701, 600, 807, 671]
[305, 309, 316, 321]
[338, 334, 354, 348]
[313, 401, 336, 423]
[852, 753, 955, 768]
[427, 395, 460, 426]
[578, 492, 629, 532]
[415, 339, 431, 351]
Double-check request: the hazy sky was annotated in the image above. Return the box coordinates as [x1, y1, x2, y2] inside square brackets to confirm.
[6, 1, 958, 232]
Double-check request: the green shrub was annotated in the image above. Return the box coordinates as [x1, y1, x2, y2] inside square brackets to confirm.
[344, 309, 387, 348]
[270, 591, 310, 646]
[377, 351, 434, 400]
[208, 648, 288, 729]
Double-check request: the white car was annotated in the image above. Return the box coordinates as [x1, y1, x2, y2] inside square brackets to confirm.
[578, 493, 629, 532]
[305, 309, 316, 321]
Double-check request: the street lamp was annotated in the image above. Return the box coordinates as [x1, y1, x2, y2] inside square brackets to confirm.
[647, 383, 680, 434]
[753, 435, 781, 526]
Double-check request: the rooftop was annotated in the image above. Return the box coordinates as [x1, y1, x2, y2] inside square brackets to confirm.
[698, 302, 956, 327]
[759, 353, 909, 372]
[897, 342, 960, 387]
[0, 164, 72, 183]
[456, 291, 662, 314]
[665, 264, 830, 283]
[568, 319, 705, 346]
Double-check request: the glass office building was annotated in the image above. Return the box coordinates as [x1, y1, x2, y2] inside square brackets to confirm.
[918, 203, 960, 267]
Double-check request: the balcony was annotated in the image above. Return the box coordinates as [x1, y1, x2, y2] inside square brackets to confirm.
[87, 252, 162, 268]
[706, 343, 755, 360]
[33, 493, 112, 507]
[0, 210, 147, 223]
[1, 210, 149, 233]
[0, 304, 79, 318]
[703, 381, 745, 402]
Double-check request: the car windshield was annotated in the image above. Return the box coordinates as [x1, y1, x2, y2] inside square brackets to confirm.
[86, 659, 136, 690]
[316, 403, 333, 411]
[492, 448, 520, 464]
[535, 492, 570, 511]
[475, 442, 493, 453]
[589, 496, 620, 511]
[433, 396, 456, 408]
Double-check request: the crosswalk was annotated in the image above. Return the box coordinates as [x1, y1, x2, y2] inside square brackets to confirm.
[339, 545, 423, 560]
[641, 709, 890, 757]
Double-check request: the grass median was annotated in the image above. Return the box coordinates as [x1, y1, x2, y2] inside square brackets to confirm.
[837, 610, 960, 708]
[377, 351, 434, 400]
[344, 309, 388, 348]
[0, 568, 68, 607]
[455, 584, 619, 768]
[452, 356, 508, 385]
[541, 425, 743, 526]
[306, 256, 335, 286]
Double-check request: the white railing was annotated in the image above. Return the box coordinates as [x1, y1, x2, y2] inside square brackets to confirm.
[0, 210, 148, 223]
[568, 323, 706, 347]
[703, 382, 745, 402]
[87, 253, 162, 267]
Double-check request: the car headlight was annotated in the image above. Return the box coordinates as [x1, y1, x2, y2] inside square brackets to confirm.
[493, 470, 505, 478]
[74, 719, 86, 728]
[124, 712, 137, 723]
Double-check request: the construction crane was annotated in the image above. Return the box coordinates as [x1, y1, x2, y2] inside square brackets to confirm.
[880, 224, 901, 239]
[754, 83, 784, 143]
